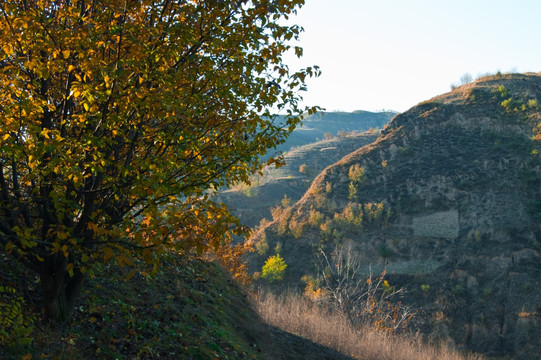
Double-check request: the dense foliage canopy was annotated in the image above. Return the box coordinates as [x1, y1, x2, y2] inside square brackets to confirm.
[0, 0, 318, 320]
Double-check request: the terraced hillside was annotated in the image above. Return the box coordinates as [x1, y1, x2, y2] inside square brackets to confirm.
[271, 110, 396, 155]
[218, 132, 379, 228]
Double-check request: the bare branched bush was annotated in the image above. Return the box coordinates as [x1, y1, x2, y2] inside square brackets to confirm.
[316, 245, 416, 333]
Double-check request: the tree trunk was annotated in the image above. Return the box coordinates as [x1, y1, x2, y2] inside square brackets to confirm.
[40, 256, 84, 323]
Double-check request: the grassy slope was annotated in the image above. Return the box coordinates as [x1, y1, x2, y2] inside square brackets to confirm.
[1, 252, 355, 360]
[2, 254, 262, 359]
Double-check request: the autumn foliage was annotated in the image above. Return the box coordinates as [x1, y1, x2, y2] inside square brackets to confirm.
[0, 0, 318, 321]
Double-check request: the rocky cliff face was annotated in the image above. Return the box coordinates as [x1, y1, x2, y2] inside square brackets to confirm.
[250, 73, 541, 358]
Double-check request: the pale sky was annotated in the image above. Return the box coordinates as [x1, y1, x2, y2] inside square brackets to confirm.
[284, 0, 541, 113]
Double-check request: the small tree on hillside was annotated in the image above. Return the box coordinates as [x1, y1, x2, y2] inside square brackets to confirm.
[460, 73, 473, 85]
[261, 254, 287, 282]
[316, 245, 416, 333]
[0, 0, 319, 322]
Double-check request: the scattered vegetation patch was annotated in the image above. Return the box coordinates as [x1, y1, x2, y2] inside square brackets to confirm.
[0, 286, 36, 356]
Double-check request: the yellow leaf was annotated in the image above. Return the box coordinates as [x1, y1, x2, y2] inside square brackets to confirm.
[62, 50, 70, 59]
[68, 65, 76, 72]
[3, 44, 13, 55]
[2, 133, 9, 141]
[66, 263, 74, 277]
[83, 102, 90, 111]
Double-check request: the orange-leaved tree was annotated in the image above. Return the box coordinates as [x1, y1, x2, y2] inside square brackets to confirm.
[0, 0, 319, 322]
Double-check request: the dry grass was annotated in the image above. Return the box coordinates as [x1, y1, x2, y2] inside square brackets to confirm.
[252, 291, 484, 360]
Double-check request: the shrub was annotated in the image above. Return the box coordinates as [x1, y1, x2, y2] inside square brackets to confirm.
[261, 254, 287, 282]
[348, 182, 358, 200]
[364, 202, 385, 222]
[325, 181, 333, 194]
[313, 192, 328, 209]
[255, 234, 269, 255]
[288, 217, 305, 239]
[271, 205, 292, 236]
[308, 208, 325, 227]
[281, 194, 292, 207]
[315, 246, 416, 333]
[214, 237, 253, 284]
[320, 218, 334, 239]
[0, 286, 36, 350]
[301, 275, 327, 301]
[348, 164, 366, 183]
[460, 73, 473, 85]
[342, 202, 363, 227]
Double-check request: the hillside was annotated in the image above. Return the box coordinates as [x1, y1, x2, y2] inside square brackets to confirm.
[0, 252, 355, 360]
[217, 132, 380, 228]
[268, 110, 395, 158]
[249, 73, 541, 359]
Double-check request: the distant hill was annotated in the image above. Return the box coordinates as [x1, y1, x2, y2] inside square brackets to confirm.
[267, 110, 395, 158]
[249, 73, 541, 358]
[217, 132, 380, 228]
[216, 110, 394, 229]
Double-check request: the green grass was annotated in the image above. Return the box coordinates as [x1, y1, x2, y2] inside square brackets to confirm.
[1, 253, 261, 360]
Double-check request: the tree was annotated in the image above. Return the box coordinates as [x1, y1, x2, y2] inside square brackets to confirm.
[460, 73, 473, 85]
[261, 253, 287, 282]
[0, 0, 319, 322]
[316, 246, 416, 333]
